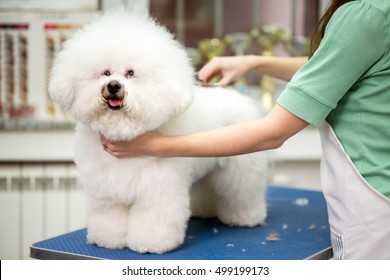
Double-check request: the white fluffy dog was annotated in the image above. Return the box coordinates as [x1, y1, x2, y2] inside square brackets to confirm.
[49, 9, 269, 254]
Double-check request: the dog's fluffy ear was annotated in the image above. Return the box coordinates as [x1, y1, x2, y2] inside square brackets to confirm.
[48, 48, 77, 110]
[48, 22, 94, 111]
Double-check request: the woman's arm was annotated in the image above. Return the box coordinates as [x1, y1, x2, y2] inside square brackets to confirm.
[252, 55, 308, 82]
[198, 55, 308, 85]
[102, 104, 309, 158]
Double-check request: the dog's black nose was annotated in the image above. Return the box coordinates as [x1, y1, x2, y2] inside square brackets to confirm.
[107, 81, 121, 94]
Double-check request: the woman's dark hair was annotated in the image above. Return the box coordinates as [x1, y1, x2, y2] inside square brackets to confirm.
[309, 0, 352, 58]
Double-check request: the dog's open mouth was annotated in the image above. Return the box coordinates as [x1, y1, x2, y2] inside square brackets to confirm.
[104, 98, 124, 110]
[107, 98, 123, 110]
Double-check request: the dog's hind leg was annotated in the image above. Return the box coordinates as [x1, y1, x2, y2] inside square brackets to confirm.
[209, 154, 269, 227]
[86, 198, 129, 249]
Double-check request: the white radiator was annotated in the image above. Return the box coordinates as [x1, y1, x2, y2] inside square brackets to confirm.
[0, 162, 85, 259]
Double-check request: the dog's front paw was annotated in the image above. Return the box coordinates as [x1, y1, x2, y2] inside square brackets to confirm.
[87, 230, 127, 249]
[86, 202, 130, 249]
[126, 228, 185, 254]
[126, 213, 188, 254]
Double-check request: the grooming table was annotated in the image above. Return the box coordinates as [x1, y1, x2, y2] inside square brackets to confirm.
[30, 186, 332, 260]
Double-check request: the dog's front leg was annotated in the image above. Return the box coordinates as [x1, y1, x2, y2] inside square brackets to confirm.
[126, 173, 191, 254]
[86, 198, 129, 249]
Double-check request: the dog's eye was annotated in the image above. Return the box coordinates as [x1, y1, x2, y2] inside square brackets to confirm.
[125, 69, 134, 78]
[102, 70, 111, 76]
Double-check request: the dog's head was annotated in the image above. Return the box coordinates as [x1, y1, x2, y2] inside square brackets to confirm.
[49, 9, 195, 140]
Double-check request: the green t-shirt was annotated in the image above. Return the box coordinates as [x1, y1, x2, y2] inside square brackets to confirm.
[277, 0, 390, 198]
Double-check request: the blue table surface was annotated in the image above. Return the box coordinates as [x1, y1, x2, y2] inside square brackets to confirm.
[30, 186, 332, 260]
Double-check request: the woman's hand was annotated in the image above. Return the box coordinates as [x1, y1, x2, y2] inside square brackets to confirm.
[100, 132, 161, 159]
[198, 55, 308, 84]
[198, 56, 255, 85]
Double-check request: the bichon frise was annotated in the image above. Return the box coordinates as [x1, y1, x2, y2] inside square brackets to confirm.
[49, 9, 269, 254]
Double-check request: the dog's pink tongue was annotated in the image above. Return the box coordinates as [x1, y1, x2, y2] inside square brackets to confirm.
[109, 99, 122, 107]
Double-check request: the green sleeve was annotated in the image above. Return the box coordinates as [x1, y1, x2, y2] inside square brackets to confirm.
[277, 1, 387, 126]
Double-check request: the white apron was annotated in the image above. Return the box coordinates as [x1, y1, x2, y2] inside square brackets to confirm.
[319, 122, 390, 259]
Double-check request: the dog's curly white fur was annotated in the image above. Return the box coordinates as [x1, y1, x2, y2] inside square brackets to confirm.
[49, 9, 269, 254]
